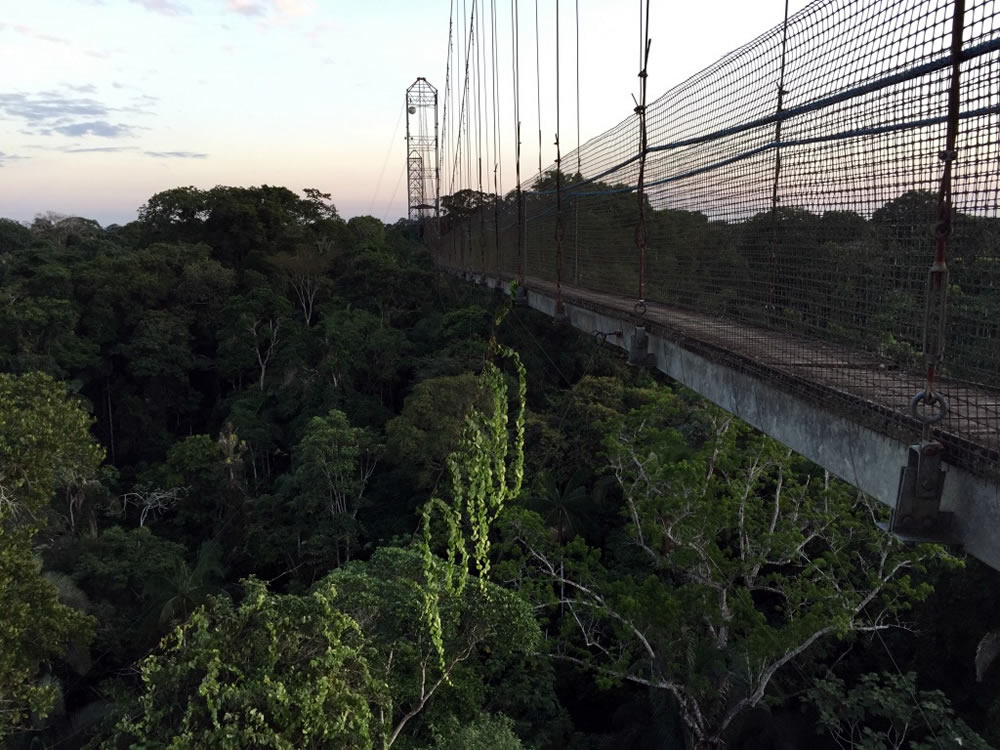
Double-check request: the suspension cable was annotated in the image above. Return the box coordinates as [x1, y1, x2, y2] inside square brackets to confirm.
[535, 0, 543, 185]
[450, 0, 476, 197]
[491, 0, 502, 273]
[511, 0, 524, 287]
[574, 0, 581, 286]
[442, 0, 454, 197]
[633, 0, 651, 314]
[915, 0, 964, 433]
[768, 0, 791, 314]
[554, 0, 564, 316]
[475, 0, 486, 272]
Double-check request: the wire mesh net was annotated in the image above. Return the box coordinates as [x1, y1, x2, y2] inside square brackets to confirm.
[429, 0, 1000, 478]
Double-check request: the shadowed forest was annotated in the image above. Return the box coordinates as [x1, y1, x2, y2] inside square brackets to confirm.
[2, 184, 1000, 749]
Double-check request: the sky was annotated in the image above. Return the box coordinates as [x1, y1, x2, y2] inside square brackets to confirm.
[0, 0, 811, 227]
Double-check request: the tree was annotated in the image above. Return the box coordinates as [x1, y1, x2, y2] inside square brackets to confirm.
[71, 526, 190, 661]
[806, 671, 991, 749]
[105, 577, 378, 749]
[289, 409, 379, 567]
[386, 373, 491, 491]
[0, 372, 102, 737]
[503, 392, 949, 749]
[431, 713, 527, 750]
[269, 242, 336, 326]
[301, 187, 341, 222]
[219, 286, 292, 391]
[328, 547, 539, 749]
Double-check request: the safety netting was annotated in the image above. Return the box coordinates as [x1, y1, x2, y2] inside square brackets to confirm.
[429, 0, 1000, 477]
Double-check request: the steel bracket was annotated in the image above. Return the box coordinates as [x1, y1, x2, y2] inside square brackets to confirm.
[627, 326, 655, 368]
[879, 440, 957, 545]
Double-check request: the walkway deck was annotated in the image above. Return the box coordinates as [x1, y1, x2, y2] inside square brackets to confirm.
[518, 274, 1000, 479]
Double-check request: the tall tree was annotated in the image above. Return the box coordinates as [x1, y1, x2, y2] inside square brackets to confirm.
[503, 393, 949, 749]
[0, 372, 103, 737]
[289, 409, 379, 567]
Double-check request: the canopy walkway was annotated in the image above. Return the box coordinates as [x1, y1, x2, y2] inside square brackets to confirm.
[428, 0, 1000, 568]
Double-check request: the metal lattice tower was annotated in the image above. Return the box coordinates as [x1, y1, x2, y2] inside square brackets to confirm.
[405, 78, 439, 223]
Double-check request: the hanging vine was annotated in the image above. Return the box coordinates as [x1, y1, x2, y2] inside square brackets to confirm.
[418, 285, 527, 663]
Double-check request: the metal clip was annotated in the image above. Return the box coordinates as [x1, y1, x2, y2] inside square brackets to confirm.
[880, 440, 956, 545]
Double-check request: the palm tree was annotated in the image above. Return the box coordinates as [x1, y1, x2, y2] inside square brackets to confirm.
[526, 471, 614, 544]
[142, 541, 227, 633]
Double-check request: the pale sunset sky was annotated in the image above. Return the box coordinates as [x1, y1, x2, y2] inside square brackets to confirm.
[0, 0, 809, 226]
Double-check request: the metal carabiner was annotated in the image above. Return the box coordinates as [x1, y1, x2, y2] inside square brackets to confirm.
[910, 390, 948, 425]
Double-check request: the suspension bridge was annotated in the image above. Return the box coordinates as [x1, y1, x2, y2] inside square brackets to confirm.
[413, 0, 1000, 569]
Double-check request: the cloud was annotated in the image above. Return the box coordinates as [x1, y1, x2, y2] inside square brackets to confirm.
[52, 121, 134, 137]
[0, 92, 144, 138]
[1, 22, 114, 59]
[130, 0, 190, 16]
[0, 151, 28, 166]
[227, 0, 266, 16]
[0, 92, 108, 123]
[0, 22, 72, 45]
[65, 83, 98, 94]
[144, 150, 208, 159]
[64, 146, 137, 153]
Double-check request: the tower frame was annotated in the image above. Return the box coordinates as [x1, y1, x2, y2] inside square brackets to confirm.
[405, 78, 439, 223]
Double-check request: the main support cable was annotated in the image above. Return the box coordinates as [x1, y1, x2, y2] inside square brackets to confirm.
[632, 0, 651, 316]
[915, 0, 964, 434]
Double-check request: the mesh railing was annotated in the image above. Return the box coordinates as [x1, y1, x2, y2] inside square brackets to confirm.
[430, 0, 1000, 478]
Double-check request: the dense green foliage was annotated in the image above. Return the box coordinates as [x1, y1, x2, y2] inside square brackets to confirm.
[1, 185, 998, 749]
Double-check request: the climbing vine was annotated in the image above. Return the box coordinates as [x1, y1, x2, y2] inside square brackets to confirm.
[419, 286, 527, 662]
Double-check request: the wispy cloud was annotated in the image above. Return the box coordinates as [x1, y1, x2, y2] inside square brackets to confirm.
[130, 0, 190, 16]
[1, 22, 115, 59]
[144, 150, 208, 159]
[0, 151, 28, 167]
[51, 121, 134, 137]
[227, 0, 266, 16]
[0, 22, 73, 45]
[64, 83, 98, 94]
[64, 145, 137, 153]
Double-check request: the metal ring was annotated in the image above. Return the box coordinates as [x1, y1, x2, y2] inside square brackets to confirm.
[592, 331, 608, 344]
[634, 300, 647, 316]
[910, 390, 948, 425]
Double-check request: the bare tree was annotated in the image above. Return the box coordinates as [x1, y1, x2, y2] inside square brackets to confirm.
[119, 486, 188, 527]
[269, 241, 336, 326]
[504, 408, 948, 749]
